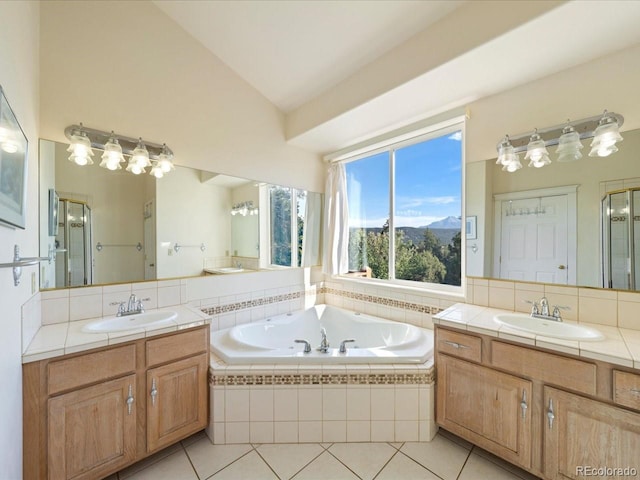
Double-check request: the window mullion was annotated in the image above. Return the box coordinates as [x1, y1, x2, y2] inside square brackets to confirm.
[291, 189, 297, 267]
[389, 149, 395, 280]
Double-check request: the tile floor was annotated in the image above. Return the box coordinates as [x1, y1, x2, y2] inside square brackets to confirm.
[110, 429, 541, 480]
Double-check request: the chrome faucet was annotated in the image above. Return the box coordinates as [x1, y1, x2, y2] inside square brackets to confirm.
[317, 328, 330, 353]
[339, 339, 355, 354]
[529, 297, 565, 322]
[117, 294, 145, 317]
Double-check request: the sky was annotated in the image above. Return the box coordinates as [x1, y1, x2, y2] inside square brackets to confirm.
[346, 130, 462, 228]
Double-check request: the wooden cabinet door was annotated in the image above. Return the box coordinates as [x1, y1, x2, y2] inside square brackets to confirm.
[544, 386, 640, 480]
[146, 353, 208, 453]
[437, 354, 532, 469]
[48, 374, 137, 480]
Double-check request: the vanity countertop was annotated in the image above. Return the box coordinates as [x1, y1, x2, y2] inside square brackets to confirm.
[23, 305, 211, 364]
[434, 303, 640, 369]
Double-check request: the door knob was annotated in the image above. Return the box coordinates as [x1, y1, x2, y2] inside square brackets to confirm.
[558, 265, 566, 270]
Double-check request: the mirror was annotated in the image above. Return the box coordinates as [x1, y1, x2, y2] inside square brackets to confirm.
[466, 126, 640, 290]
[39, 139, 322, 289]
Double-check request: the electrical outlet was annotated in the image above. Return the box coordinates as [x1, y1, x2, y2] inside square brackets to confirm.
[31, 272, 36, 294]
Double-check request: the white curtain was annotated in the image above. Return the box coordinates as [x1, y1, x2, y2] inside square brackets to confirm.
[301, 192, 322, 267]
[322, 162, 349, 275]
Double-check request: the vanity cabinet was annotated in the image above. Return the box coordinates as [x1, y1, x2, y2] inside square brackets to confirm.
[435, 326, 640, 480]
[23, 325, 209, 480]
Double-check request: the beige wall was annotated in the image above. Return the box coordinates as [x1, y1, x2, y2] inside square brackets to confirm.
[39, 1, 324, 193]
[0, 1, 39, 477]
[156, 166, 231, 278]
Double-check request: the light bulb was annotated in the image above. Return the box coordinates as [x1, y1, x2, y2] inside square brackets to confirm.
[150, 166, 164, 178]
[1, 141, 18, 153]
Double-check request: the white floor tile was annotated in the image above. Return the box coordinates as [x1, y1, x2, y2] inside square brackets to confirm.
[257, 443, 324, 479]
[401, 435, 471, 480]
[328, 442, 396, 480]
[210, 450, 278, 479]
[375, 452, 440, 480]
[184, 437, 252, 479]
[458, 452, 528, 480]
[121, 450, 198, 480]
[292, 451, 359, 480]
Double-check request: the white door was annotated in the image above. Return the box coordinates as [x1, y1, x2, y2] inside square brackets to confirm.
[143, 200, 156, 280]
[498, 195, 569, 284]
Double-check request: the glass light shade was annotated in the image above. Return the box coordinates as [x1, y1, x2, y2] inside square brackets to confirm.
[100, 135, 124, 170]
[157, 144, 175, 173]
[66, 131, 95, 166]
[1, 140, 18, 154]
[556, 125, 583, 162]
[496, 137, 516, 165]
[524, 132, 550, 168]
[131, 138, 151, 169]
[589, 117, 623, 157]
[501, 155, 522, 172]
[150, 165, 164, 178]
[126, 158, 144, 175]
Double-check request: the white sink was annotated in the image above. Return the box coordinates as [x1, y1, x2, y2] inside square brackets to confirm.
[82, 310, 178, 333]
[206, 267, 246, 274]
[494, 313, 604, 341]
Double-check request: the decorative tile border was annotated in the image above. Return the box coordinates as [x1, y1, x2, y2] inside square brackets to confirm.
[199, 285, 443, 317]
[322, 286, 444, 315]
[201, 290, 304, 315]
[209, 369, 435, 387]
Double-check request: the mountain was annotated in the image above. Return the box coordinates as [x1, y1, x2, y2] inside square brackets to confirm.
[426, 216, 461, 229]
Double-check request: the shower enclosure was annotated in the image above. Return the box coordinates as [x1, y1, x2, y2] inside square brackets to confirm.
[55, 199, 93, 287]
[602, 188, 640, 290]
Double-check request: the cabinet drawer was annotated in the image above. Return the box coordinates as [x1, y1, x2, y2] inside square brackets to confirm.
[146, 327, 208, 368]
[48, 344, 136, 395]
[614, 370, 640, 411]
[491, 341, 596, 395]
[437, 329, 481, 363]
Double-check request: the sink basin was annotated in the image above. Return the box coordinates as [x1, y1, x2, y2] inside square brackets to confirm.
[494, 313, 604, 341]
[206, 267, 246, 274]
[82, 310, 178, 333]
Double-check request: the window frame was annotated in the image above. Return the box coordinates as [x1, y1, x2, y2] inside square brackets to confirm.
[266, 185, 305, 268]
[337, 119, 466, 294]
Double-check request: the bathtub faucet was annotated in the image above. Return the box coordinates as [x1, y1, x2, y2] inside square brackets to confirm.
[317, 328, 330, 353]
[294, 339, 311, 353]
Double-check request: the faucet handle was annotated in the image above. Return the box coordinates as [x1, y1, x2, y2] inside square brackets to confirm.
[117, 302, 126, 316]
[551, 305, 569, 320]
[339, 339, 355, 354]
[294, 339, 311, 353]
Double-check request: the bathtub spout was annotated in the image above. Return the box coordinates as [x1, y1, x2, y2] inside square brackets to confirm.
[294, 339, 312, 353]
[317, 328, 330, 353]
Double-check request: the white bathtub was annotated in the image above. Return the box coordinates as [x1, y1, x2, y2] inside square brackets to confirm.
[211, 304, 433, 364]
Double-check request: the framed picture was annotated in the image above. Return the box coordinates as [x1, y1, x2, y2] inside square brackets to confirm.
[466, 215, 477, 240]
[0, 86, 28, 229]
[48, 188, 59, 236]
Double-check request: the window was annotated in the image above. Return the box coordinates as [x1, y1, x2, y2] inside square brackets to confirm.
[345, 125, 463, 287]
[268, 185, 306, 267]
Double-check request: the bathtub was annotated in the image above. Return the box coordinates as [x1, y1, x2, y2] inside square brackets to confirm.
[211, 304, 433, 364]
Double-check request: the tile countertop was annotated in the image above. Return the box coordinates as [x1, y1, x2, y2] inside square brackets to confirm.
[433, 303, 640, 370]
[23, 305, 211, 364]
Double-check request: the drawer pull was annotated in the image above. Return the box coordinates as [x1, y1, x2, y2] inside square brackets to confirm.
[150, 378, 158, 406]
[547, 398, 555, 429]
[520, 390, 528, 419]
[443, 340, 469, 350]
[631, 388, 640, 395]
[126, 384, 134, 415]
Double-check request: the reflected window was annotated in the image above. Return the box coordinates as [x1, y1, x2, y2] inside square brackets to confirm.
[269, 186, 306, 267]
[345, 125, 463, 287]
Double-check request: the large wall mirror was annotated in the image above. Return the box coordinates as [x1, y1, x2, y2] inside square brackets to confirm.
[38, 139, 323, 289]
[466, 126, 640, 290]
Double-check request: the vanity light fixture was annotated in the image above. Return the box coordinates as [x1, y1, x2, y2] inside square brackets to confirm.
[589, 110, 623, 157]
[64, 123, 175, 177]
[230, 201, 259, 216]
[496, 111, 624, 173]
[524, 129, 551, 168]
[556, 122, 583, 162]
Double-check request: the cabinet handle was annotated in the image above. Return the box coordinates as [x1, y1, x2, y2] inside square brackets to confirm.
[547, 398, 555, 429]
[631, 388, 640, 395]
[150, 378, 158, 406]
[520, 390, 528, 419]
[126, 384, 134, 415]
[443, 340, 469, 349]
